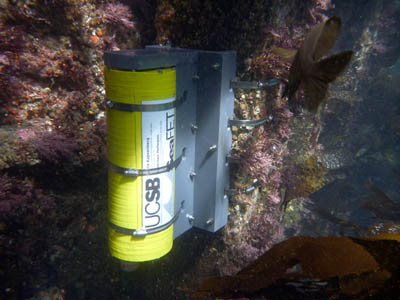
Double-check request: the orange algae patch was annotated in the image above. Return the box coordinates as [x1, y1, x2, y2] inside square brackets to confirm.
[90, 35, 99, 43]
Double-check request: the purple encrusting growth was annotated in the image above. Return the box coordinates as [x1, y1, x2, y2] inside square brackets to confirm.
[0, 173, 54, 217]
[31, 132, 78, 163]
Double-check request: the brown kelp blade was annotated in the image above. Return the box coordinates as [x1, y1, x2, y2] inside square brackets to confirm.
[194, 235, 400, 299]
[302, 72, 329, 112]
[300, 16, 341, 63]
[312, 16, 342, 61]
[271, 45, 297, 62]
[303, 50, 353, 111]
[315, 50, 354, 83]
[282, 51, 302, 100]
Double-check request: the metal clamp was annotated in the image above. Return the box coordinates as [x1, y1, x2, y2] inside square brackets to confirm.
[226, 155, 240, 164]
[110, 201, 185, 236]
[109, 148, 186, 176]
[230, 78, 278, 90]
[228, 115, 273, 128]
[225, 179, 261, 197]
[106, 90, 187, 112]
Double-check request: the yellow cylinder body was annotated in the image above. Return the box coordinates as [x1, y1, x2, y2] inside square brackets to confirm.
[106, 67, 176, 262]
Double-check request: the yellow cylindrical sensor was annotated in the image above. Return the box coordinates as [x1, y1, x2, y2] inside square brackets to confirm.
[105, 67, 176, 262]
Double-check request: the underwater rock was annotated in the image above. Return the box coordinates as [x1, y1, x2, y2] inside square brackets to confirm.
[362, 182, 400, 221]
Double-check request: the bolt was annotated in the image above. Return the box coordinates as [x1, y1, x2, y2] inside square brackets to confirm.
[186, 214, 195, 223]
[189, 171, 196, 180]
[205, 218, 214, 226]
[211, 63, 221, 70]
[191, 124, 198, 134]
[106, 100, 113, 108]
[209, 145, 217, 152]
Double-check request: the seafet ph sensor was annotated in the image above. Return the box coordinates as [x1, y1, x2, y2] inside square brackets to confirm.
[104, 46, 236, 269]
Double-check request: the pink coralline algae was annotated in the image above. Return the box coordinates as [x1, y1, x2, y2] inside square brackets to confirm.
[17, 128, 36, 141]
[0, 0, 138, 166]
[101, 2, 137, 50]
[220, 192, 285, 275]
[240, 140, 277, 186]
[223, 91, 292, 273]
[219, 0, 337, 274]
[103, 2, 136, 31]
[239, 107, 290, 195]
[249, 209, 284, 249]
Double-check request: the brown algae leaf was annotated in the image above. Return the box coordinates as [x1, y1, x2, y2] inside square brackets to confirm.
[194, 234, 400, 298]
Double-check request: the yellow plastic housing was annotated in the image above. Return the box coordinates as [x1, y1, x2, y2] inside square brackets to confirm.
[106, 67, 176, 262]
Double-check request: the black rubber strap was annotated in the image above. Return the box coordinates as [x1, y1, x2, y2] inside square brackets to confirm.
[225, 179, 260, 197]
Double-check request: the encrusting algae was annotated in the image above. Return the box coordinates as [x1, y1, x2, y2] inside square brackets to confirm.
[281, 155, 329, 210]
